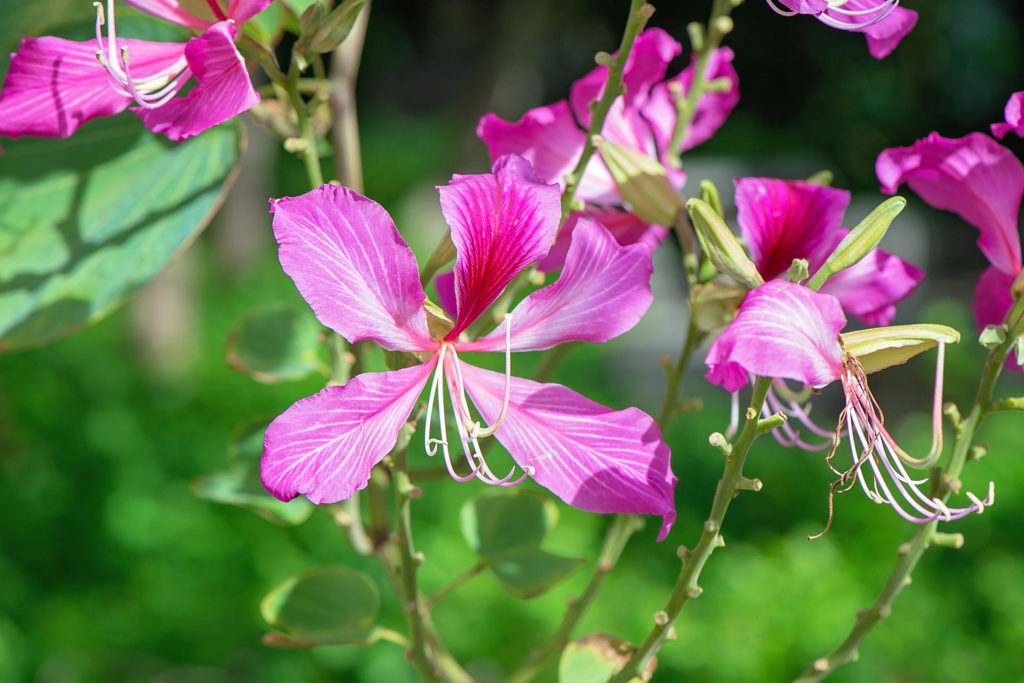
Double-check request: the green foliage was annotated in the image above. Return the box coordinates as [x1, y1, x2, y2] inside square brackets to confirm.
[559, 634, 643, 683]
[224, 305, 326, 383]
[261, 566, 380, 642]
[0, 116, 241, 350]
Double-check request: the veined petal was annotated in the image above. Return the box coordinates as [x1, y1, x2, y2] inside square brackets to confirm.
[773, 0, 829, 12]
[465, 217, 653, 351]
[877, 132, 1024, 276]
[0, 37, 184, 140]
[569, 27, 682, 127]
[647, 47, 740, 155]
[476, 102, 584, 189]
[135, 22, 258, 142]
[735, 177, 849, 280]
[992, 91, 1024, 140]
[818, 229, 925, 325]
[227, 0, 275, 23]
[262, 362, 436, 503]
[705, 280, 846, 391]
[439, 155, 561, 337]
[124, 0, 272, 27]
[972, 266, 1021, 373]
[536, 208, 668, 272]
[458, 362, 677, 540]
[271, 184, 434, 351]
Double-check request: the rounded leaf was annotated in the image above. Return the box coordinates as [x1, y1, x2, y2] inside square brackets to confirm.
[225, 304, 326, 383]
[460, 489, 558, 560]
[261, 566, 379, 640]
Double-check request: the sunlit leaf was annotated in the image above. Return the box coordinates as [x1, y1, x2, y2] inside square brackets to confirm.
[559, 634, 649, 683]
[0, 115, 241, 350]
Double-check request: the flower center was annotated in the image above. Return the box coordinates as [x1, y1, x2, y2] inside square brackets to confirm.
[422, 314, 533, 487]
[93, 0, 191, 108]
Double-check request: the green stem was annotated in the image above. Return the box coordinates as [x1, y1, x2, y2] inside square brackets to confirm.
[792, 296, 1024, 682]
[330, 0, 371, 192]
[505, 514, 644, 683]
[285, 61, 325, 187]
[609, 376, 772, 683]
[559, 0, 653, 223]
[657, 317, 707, 427]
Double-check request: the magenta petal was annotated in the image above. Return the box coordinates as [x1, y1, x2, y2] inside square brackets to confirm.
[992, 91, 1024, 139]
[439, 155, 562, 336]
[972, 266, 1021, 373]
[735, 177, 850, 280]
[877, 132, 1024, 277]
[774, 0, 829, 12]
[227, 0, 275, 22]
[537, 207, 668, 272]
[860, 6, 917, 59]
[647, 47, 740, 155]
[705, 280, 846, 391]
[135, 22, 258, 141]
[818, 230, 925, 326]
[465, 217, 653, 352]
[0, 37, 152, 140]
[476, 102, 585, 188]
[569, 28, 682, 127]
[457, 362, 677, 540]
[271, 184, 433, 351]
[124, 0, 211, 28]
[262, 362, 435, 503]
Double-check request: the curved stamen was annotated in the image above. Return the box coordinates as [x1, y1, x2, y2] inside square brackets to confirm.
[466, 313, 513, 440]
[423, 347, 481, 482]
[765, 0, 901, 30]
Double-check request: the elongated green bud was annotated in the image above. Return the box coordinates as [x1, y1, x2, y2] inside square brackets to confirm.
[699, 179, 723, 218]
[841, 323, 960, 374]
[807, 196, 907, 291]
[686, 198, 763, 289]
[593, 137, 685, 226]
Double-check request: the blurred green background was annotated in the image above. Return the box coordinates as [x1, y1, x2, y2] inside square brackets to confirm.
[2, 0, 1024, 681]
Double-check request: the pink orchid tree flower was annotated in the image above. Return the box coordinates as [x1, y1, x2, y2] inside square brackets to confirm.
[765, 0, 917, 59]
[0, 0, 271, 144]
[877, 132, 1024, 371]
[261, 155, 677, 540]
[705, 279, 993, 524]
[477, 28, 739, 270]
[991, 91, 1024, 140]
[735, 177, 925, 326]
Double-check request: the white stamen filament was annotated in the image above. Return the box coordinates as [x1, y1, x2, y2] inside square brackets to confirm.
[93, 1, 191, 108]
[466, 313, 513, 439]
[765, 0, 901, 30]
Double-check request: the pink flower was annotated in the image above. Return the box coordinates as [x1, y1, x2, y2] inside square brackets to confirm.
[477, 28, 739, 269]
[877, 132, 1023, 370]
[705, 280, 992, 524]
[735, 177, 924, 325]
[261, 156, 677, 540]
[765, 0, 918, 59]
[0, 0, 270, 144]
[991, 91, 1024, 140]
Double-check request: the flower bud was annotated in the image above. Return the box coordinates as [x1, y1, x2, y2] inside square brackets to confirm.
[686, 197, 764, 289]
[840, 323, 960, 374]
[807, 196, 906, 291]
[593, 137, 685, 226]
[293, 0, 367, 69]
[699, 179, 723, 217]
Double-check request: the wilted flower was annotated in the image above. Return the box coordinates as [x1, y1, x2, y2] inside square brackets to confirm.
[705, 280, 993, 524]
[764, 0, 917, 59]
[262, 155, 677, 539]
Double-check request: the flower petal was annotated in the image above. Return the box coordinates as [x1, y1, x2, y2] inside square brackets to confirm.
[124, 0, 212, 28]
[646, 47, 740, 155]
[877, 132, 1024, 276]
[972, 266, 1022, 373]
[457, 362, 677, 541]
[735, 177, 849, 280]
[465, 217, 653, 351]
[135, 22, 258, 142]
[569, 27, 682, 127]
[536, 208, 668, 272]
[262, 362, 435, 503]
[853, 4, 917, 60]
[819, 231, 925, 325]
[271, 184, 433, 351]
[476, 101, 584, 189]
[227, 0, 275, 23]
[0, 37, 184, 140]
[992, 91, 1024, 140]
[438, 155, 561, 337]
[705, 280, 846, 391]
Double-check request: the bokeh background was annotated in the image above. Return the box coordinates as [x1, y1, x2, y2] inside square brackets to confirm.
[2, 0, 1024, 681]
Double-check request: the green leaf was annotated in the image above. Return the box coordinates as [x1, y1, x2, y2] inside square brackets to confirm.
[225, 304, 326, 383]
[0, 115, 241, 350]
[261, 566, 379, 641]
[460, 489, 557, 559]
[490, 550, 584, 599]
[559, 634, 647, 683]
[192, 419, 314, 525]
[0, 1, 94, 54]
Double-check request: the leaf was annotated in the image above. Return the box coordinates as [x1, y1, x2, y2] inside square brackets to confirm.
[192, 419, 314, 525]
[0, 115, 242, 350]
[559, 634, 650, 683]
[841, 323, 960, 374]
[490, 550, 584, 599]
[261, 566, 380, 641]
[460, 489, 557, 559]
[225, 304, 326, 383]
